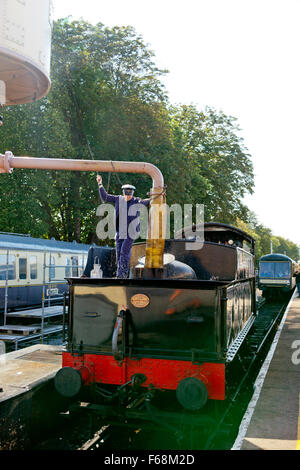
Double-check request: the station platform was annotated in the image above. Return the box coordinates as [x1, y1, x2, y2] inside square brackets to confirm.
[0, 344, 63, 403]
[0, 344, 64, 449]
[232, 291, 300, 450]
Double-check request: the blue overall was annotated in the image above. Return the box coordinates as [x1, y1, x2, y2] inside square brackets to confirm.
[99, 186, 150, 278]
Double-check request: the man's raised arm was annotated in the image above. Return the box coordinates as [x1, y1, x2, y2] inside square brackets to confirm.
[97, 174, 118, 203]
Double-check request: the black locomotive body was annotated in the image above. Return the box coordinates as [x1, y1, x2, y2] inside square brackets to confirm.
[55, 223, 256, 414]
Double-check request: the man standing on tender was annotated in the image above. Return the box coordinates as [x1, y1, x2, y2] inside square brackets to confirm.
[96, 174, 150, 278]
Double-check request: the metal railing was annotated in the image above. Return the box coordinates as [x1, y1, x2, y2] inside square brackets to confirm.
[1, 248, 87, 346]
[40, 249, 86, 343]
[3, 249, 9, 326]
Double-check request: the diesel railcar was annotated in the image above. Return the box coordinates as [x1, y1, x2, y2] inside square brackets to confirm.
[0, 232, 91, 321]
[54, 223, 256, 416]
[258, 253, 298, 298]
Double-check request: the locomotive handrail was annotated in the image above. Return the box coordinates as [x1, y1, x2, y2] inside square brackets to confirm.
[112, 309, 126, 362]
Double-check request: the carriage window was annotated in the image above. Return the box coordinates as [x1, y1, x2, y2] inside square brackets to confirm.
[49, 256, 55, 280]
[275, 262, 290, 279]
[259, 262, 274, 278]
[30, 256, 37, 280]
[65, 258, 71, 277]
[260, 261, 290, 279]
[72, 256, 79, 277]
[0, 254, 16, 280]
[19, 258, 27, 280]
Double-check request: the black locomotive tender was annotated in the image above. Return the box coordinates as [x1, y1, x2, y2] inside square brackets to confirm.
[55, 222, 257, 415]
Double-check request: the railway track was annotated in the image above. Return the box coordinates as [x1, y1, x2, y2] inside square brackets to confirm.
[205, 294, 292, 449]
[32, 293, 292, 451]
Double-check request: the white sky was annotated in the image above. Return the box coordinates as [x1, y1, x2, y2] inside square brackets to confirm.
[52, 0, 300, 248]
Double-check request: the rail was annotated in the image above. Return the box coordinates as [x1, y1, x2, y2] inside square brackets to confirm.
[0, 247, 85, 347]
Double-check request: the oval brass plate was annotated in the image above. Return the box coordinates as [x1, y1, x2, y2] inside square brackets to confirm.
[131, 293, 150, 308]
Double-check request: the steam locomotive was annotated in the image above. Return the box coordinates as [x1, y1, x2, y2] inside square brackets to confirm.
[54, 222, 256, 418]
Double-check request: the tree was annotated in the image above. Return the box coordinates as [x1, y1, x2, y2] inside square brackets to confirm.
[234, 215, 299, 263]
[271, 236, 299, 261]
[3, 17, 292, 254]
[169, 105, 254, 222]
[0, 19, 170, 243]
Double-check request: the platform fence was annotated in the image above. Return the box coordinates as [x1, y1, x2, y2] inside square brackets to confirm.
[1, 248, 87, 348]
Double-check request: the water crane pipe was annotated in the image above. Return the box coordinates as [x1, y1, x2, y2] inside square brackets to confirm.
[0, 151, 166, 270]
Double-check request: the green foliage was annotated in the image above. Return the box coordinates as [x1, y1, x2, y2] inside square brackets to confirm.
[235, 214, 299, 263]
[0, 19, 169, 243]
[0, 17, 297, 255]
[168, 105, 254, 220]
[271, 236, 299, 261]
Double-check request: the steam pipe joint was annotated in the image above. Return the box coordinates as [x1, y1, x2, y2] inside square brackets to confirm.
[0, 151, 13, 174]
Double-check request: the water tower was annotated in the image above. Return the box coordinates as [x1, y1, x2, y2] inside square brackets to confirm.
[0, 0, 52, 106]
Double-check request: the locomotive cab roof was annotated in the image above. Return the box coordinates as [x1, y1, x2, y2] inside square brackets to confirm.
[175, 222, 255, 253]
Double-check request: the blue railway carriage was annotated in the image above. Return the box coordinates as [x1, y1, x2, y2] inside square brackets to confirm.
[258, 253, 298, 297]
[0, 232, 91, 322]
